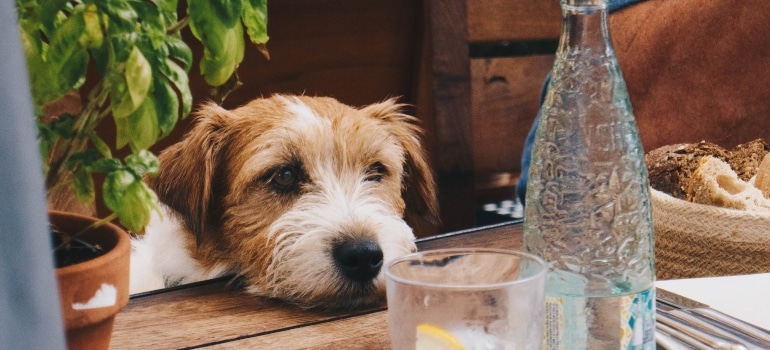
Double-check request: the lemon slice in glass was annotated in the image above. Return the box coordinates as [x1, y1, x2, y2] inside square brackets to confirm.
[415, 324, 466, 350]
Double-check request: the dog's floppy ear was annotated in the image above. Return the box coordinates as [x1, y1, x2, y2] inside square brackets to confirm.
[147, 102, 232, 243]
[362, 99, 440, 236]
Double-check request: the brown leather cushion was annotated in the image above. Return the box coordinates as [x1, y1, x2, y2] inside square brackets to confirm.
[610, 0, 770, 150]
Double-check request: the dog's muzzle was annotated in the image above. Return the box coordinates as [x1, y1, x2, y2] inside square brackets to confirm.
[331, 239, 384, 282]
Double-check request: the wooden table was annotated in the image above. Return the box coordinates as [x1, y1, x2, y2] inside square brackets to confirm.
[111, 221, 524, 349]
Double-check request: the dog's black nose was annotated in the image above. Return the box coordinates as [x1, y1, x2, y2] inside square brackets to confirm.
[332, 239, 383, 282]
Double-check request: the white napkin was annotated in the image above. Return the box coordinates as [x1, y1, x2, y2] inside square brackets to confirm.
[656, 273, 770, 330]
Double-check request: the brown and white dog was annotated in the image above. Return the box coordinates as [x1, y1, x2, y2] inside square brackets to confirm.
[130, 95, 438, 309]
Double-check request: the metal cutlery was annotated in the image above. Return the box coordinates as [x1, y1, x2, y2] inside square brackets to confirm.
[656, 306, 748, 349]
[656, 288, 770, 349]
[656, 319, 713, 350]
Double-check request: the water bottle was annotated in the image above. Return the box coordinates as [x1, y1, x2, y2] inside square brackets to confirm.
[523, 0, 655, 349]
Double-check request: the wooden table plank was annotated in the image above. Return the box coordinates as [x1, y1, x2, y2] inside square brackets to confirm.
[207, 310, 391, 350]
[417, 220, 523, 252]
[111, 222, 524, 349]
[111, 281, 381, 348]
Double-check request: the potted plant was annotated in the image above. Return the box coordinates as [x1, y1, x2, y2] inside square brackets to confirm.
[14, 0, 269, 348]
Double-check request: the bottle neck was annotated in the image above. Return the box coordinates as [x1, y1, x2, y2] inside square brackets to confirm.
[557, 0, 612, 57]
[561, 0, 608, 6]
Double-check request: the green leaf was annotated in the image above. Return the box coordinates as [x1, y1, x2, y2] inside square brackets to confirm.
[188, 0, 229, 46]
[103, 169, 135, 213]
[89, 35, 110, 76]
[65, 149, 100, 171]
[36, 122, 56, 168]
[45, 4, 90, 105]
[89, 158, 122, 173]
[89, 133, 113, 158]
[16, 0, 41, 26]
[134, 32, 190, 134]
[95, 0, 138, 33]
[163, 35, 193, 71]
[189, 0, 243, 29]
[80, 4, 103, 48]
[16, 0, 44, 57]
[96, 0, 139, 64]
[38, 0, 70, 37]
[16, 12, 53, 107]
[242, 0, 269, 45]
[110, 73, 131, 120]
[20, 32, 59, 107]
[50, 114, 75, 138]
[117, 181, 159, 232]
[111, 46, 152, 119]
[153, 75, 179, 137]
[129, 0, 166, 49]
[114, 113, 130, 149]
[188, 0, 245, 86]
[125, 46, 153, 109]
[72, 166, 95, 204]
[202, 25, 245, 86]
[157, 0, 180, 25]
[102, 168, 159, 232]
[125, 149, 160, 177]
[126, 97, 160, 151]
[160, 58, 192, 117]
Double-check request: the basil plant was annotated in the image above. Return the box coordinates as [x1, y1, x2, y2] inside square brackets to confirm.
[16, 0, 268, 233]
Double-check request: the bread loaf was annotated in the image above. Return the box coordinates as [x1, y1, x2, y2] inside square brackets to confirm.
[727, 138, 769, 181]
[686, 156, 770, 212]
[646, 138, 770, 212]
[645, 141, 728, 199]
[753, 153, 770, 199]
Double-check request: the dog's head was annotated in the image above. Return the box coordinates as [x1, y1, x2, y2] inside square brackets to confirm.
[148, 95, 438, 309]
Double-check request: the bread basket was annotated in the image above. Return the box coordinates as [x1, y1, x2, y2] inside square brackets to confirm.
[651, 188, 770, 280]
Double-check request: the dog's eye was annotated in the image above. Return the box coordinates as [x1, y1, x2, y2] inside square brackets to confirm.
[365, 162, 388, 182]
[271, 166, 301, 191]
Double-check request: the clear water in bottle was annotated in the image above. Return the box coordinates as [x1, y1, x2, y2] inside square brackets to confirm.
[523, 1, 656, 349]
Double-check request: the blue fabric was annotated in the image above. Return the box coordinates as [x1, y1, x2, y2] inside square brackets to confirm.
[0, 0, 66, 347]
[515, 0, 646, 205]
[608, 0, 643, 11]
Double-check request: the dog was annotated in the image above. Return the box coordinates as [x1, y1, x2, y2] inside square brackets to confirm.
[129, 95, 438, 309]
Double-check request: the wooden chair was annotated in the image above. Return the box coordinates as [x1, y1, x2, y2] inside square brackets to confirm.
[415, 0, 560, 234]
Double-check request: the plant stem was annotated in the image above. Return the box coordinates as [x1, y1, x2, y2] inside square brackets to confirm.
[45, 78, 110, 195]
[53, 212, 119, 252]
[167, 16, 190, 35]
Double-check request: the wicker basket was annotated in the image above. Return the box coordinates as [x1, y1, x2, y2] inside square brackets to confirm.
[651, 188, 770, 280]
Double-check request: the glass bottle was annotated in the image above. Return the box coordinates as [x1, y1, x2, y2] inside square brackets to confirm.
[523, 0, 655, 349]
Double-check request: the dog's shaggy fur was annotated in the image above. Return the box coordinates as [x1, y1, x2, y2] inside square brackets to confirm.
[130, 95, 438, 309]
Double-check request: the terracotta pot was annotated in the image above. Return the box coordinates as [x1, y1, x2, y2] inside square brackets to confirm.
[51, 210, 131, 350]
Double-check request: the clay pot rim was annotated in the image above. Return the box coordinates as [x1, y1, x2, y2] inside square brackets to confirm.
[49, 210, 131, 276]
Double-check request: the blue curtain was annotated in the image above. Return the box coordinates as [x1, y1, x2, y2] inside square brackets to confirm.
[0, 0, 66, 348]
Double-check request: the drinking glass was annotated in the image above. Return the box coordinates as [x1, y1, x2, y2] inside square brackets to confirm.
[385, 248, 547, 350]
